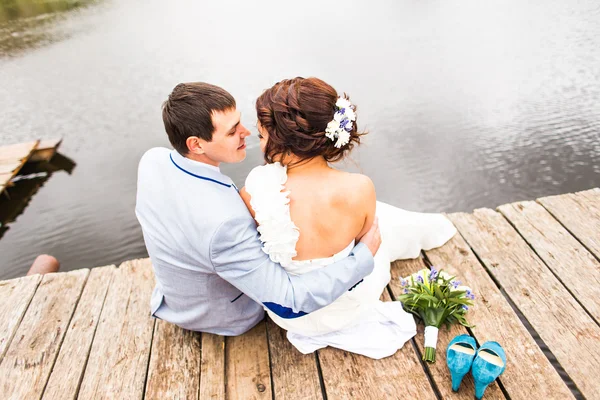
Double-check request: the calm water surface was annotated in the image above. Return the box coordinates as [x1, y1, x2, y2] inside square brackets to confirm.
[1, 0, 599, 279]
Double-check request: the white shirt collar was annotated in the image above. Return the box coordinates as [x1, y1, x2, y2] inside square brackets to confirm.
[171, 150, 220, 171]
[170, 150, 234, 188]
[192, 159, 221, 172]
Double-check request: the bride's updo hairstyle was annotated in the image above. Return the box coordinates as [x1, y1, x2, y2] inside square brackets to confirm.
[256, 77, 366, 165]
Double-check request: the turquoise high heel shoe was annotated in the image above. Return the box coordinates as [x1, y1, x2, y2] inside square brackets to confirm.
[471, 341, 506, 399]
[446, 334, 477, 392]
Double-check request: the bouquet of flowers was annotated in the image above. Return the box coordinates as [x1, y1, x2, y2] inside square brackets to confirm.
[398, 267, 475, 363]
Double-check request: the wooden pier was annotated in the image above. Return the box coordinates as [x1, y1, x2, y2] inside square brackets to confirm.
[0, 139, 62, 197]
[0, 139, 68, 239]
[0, 188, 599, 399]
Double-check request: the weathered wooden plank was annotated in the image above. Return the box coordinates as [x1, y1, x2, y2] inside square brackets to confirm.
[200, 333, 225, 400]
[0, 269, 88, 400]
[0, 175, 11, 190]
[0, 141, 39, 196]
[145, 320, 201, 400]
[0, 141, 38, 162]
[225, 320, 272, 400]
[42, 266, 115, 400]
[499, 200, 600, 323]
[451, 209, 600, 398]
[0, 274, 42, 361]
[0, 161, 22, 175]
[425, 233, 573, 399]
[538, 188, 600, 260]
[0, 172, 12, 182]
[389, 257, 504, 400]
[318, 289, 436, 400]
[266, 317, 322, 400]
[78, 259, 156, 399]
[29, 138, 62, 163]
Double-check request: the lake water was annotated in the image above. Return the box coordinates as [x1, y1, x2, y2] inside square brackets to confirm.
[1, 0, 599, 279]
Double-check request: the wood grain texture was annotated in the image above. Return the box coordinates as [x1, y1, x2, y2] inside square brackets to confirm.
[0, 141, 38, 163]
[0, 269, 88, 400]
[225, 320, 272, 400]
[0, 162, 22, 174]
[538, 188, 600, 260]
[43, 266, 115, 400]
[266, 317, 323, 400]
[451, 209, 599, 398]
[200, 333, 225, 400]
[145, 320, 201, 400]
[78, 259, 156, 400]
[499, 200, 600, 323]
[426, 233, 573, 399]
[389, 257, 504, 400]
[0, 141, 38, 193]
[318, 287, 436, 400]
[29, 138, 62, 163]
[0, 274, 42, 361]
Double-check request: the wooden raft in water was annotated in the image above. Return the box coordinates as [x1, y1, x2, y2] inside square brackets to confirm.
[0, 188, 599, 399]
[0, 139, 67, 239]
[0, 139, 63, 197]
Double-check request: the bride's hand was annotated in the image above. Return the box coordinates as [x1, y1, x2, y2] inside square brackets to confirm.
[359, 216, 381, 256]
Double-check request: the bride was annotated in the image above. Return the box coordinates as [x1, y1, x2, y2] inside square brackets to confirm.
[239, 77, 456, 359]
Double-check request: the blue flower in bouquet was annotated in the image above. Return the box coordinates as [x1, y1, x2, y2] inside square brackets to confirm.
[466, 289, 475, 300]
[429, 267, 438, 281]
[462, 305, 469, 311]
[417, 275, 424, 284]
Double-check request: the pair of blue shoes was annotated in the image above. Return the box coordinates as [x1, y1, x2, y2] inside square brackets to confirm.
[446, 334, 506, 400]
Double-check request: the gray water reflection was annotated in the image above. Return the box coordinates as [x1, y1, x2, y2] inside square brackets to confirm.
[0, 0, 599, 279]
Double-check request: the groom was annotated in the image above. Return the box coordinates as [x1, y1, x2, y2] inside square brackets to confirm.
[136, 82, 381, 336]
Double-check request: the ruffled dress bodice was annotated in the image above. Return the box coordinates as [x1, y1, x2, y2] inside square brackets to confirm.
[245, 162, 300, 269]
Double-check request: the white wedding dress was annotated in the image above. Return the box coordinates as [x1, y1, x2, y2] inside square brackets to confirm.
[245, 163, 457, 359]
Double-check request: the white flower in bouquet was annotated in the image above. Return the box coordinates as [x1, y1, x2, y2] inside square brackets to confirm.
[398, 267, 475, 363]
[438, 271, 454, 280]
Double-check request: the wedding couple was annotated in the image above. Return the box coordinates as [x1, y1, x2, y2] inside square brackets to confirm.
[135, 77, 456, 359]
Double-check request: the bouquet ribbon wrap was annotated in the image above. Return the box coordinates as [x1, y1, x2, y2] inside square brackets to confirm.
[424, 326, 439, 349]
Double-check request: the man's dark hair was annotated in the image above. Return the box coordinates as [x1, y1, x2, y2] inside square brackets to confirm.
[162, 82, 236, 154]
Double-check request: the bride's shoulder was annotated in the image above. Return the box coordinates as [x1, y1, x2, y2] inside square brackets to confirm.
[333, 171, 375, 204]
[335, 171, 374, 190]
[245, 162, 286, 192]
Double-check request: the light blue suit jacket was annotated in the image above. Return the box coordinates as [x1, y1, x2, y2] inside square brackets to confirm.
[135, 148, 374, 336]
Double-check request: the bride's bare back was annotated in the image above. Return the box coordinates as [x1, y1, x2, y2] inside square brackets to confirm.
[286, 166, 375, 260]
[241, 160, 376, 261]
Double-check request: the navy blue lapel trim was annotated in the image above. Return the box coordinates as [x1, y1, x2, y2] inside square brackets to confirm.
[169, 154, 232, 188]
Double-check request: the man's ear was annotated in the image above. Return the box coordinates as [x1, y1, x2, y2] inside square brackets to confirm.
[186, 136, 205, 155]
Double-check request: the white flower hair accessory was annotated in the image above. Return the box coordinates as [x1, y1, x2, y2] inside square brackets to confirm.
[325, 97, 356, 148]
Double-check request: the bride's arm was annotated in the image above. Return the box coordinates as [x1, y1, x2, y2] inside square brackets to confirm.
[353, 175, 377, 242]
[239, 187, 257, 220]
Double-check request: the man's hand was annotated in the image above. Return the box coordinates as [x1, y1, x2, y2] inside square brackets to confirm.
[359, 216, 381, 256]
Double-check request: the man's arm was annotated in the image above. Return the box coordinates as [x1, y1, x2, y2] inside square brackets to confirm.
[210, 214, 377, 318]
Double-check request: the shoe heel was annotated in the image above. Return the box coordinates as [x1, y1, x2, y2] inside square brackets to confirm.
[446, 334, 477, 393]
[471, 341, 507, 400]
[474, 380, 489, 399]
[450, 369, 468, 392]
